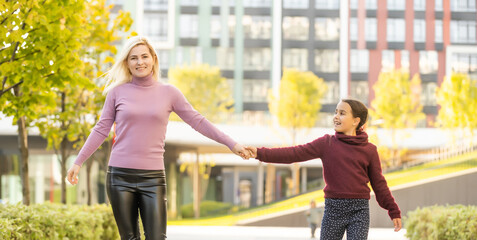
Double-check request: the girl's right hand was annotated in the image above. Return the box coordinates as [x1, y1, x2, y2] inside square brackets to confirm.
[244, 146, 258, 158]
[67, 164, 81, 185]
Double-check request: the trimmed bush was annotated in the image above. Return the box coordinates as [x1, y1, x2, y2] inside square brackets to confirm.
[180, 200, 233, 218]
[405, 205, 477, 240]
[0, 203, 119, 240]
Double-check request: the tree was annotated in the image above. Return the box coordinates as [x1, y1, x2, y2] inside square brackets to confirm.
[436, 73, 477, 145]
[1, 0, 91, 205]
[370, 69, 425, 166]
[268, 68, 327, 196]
[35, 0, 133, 204]
[168, 63, 234, 218]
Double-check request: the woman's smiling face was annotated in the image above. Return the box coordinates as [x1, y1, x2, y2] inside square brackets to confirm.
[127, 44, 154, 78]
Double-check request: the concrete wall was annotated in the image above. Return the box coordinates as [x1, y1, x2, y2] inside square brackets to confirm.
[239, 169, 477, 228]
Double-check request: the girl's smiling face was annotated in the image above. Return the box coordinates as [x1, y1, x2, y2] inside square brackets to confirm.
[333, 101, 361, 136]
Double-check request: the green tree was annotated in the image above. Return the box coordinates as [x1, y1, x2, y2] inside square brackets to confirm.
[35, 0, 133, 204]
[436, 73, 477, 144]
[268, 68, 327, 196]
[370, 69, 425, 166]
[168, 63, 234, 218]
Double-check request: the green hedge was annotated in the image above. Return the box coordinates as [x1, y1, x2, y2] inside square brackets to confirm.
[405, 205, 477, 240]
[180, 200, 233, 218]
[0, 203, 119, 240]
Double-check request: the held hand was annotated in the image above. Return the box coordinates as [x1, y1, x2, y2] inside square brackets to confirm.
[392, 218, 402, 232]
[244, 146, 257, 158]
[67, 164, 81, 185]
[232, 143, 252, 159]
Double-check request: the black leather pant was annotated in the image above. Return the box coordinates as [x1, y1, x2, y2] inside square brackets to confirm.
[106, 166, 167, 240]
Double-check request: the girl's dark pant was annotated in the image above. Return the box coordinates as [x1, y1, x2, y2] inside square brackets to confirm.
[320, 198, 369, 240]
[106, 166, 167, 240]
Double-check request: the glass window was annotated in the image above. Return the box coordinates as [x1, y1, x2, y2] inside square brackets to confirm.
[435, 0, 443, 10]
[388, 0, 405, 10]
[243, 0, 272, 7]
[243, 79, 269, 102]
[451, 0, 476, 11]
[144, 0, 168, 10]
[366, 0, 377, 9]
[420, 82, 437, 106]
[381, 50, 395, 72]
[283, 49, 308, 71]
[414, 19, 426, 42]
[350, 49, 369, 73]
[157, 49, 169, 69]
[210, 15, 221, 39]
[350, 81, 369, 105]
[414, 0, 425, 10]
[315, 50, 340, 73]
[181, 0, 198, 6]
[284, 0, 309, 9]
[144, 13, 168, 41]
[243, 48, 271, 71]
[350, 0, 358, 9]
[365, 18, 377, 41]
[315, 0, 339, 9]
[179, 15, 199, 38]
[451, 53, 477, 74]
[321, 81, 340, 104]
[243, 16, 272, 39]
[217, 48, 235, 70]
[387, 19, 405, 42]
[283, 17, 309, 40]
[435, 20, 443, 43]
[228, 15, 236, 38]
[315, 18, 340, 41]
[451, 21, 476, 43]
[350, 18, 358, 41]
[419, 51, 438, 74]
[401, 50, 410, 72]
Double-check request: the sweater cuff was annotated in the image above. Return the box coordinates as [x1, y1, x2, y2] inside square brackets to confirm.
[389, 210, 401, 220]
[256, 148, 264, 160]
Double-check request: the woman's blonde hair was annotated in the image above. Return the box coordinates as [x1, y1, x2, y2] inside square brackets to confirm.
[103, 36, 160, 94]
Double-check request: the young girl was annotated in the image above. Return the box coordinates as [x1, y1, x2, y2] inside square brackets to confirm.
[246, 99, 401, 240]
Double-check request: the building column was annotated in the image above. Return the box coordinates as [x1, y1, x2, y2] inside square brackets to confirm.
[339, 0, 350, 98]
[234, 0, 244, 112]
[301, 167, 307, 193]
[257, 162, 264, 205]
[199, 0, 212, 63]
[233, 167, 240, 205]
[271, 0, 282, 97]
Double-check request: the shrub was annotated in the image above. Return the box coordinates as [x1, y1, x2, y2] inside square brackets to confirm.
[180, 200, 233, 218]
[405, 205, 477, 240]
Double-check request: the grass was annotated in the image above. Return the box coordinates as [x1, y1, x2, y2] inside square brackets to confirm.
[168, 151, 477, 226]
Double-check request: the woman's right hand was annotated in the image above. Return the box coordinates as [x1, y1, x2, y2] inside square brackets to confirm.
[67, 164, 81, 185]
[244, 146, 258, 158]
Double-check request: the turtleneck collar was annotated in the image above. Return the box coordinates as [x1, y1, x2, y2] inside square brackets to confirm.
[335, 131, 369, 145]
[131, 72, 155, 87]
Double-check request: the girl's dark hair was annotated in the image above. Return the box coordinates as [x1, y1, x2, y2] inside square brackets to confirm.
[341, 99, 368, 131]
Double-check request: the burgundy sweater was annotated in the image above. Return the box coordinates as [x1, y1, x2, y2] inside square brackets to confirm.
[256, 131, 401, 219]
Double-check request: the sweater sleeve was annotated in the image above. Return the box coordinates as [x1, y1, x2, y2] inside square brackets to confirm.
[170, 86, 237, 150]
[256, 135, 329, 164]
[368, 145, 401, 220]
[74, 90, 116, 166]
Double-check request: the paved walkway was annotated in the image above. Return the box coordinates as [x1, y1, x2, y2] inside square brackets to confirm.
[167, 226, 408, 240]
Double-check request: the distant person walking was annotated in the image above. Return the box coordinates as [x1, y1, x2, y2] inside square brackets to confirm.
[245, 99, 402, 240]
[66, 36, 250, 240]
[306, 200, 322, 239]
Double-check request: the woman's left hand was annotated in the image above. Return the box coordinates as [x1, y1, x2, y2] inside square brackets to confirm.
[232, 143, 251, 159]
[392, 218, 402, 232]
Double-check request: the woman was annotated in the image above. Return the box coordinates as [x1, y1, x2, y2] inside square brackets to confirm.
[67, 36, 249, 240]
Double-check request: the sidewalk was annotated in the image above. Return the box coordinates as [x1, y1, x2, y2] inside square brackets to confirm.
[167, 226, 407, 240]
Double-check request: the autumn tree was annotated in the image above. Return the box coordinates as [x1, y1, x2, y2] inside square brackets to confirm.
[268, 68, 327, 196]
[370, 69, 425, 166]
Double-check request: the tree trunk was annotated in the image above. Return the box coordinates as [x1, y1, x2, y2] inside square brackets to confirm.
[60, 136, 68, 204]
[14, 86, 30, 205]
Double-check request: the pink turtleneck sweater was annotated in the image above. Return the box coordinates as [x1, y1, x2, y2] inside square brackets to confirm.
[74, 74, 237, 170]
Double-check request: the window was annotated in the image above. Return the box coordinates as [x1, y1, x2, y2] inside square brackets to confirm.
[414, 19, 426, 42]
[388, 0, 405, 10]
[322, 81, 340, 104]
[365, 18, 377, 41]
[451, 53, 477, 74]
[144, 0, 168, 10]
[243, 48, 271, 71]
[366, 0, 377, 9]
[387, 19, 405, 42]
[414, 0, 425, 10]
[243, 0, 272, 7]
[284, 0, 309, 9]
[243, 16, 272, 39]
[315, 18, 340, 41]
[350, 50, 369, 73]
[435, 20, 443, 43]
[350, 81, 369, 105]
[451, 21, 476, 43]
[144, 13, 168, 41]
[451, 0, 476, 11]
[419, 51, 438, 74]
[420, 83, 437, 106]
[176, 47, 202, 64]
[243, 79, 269, 102]
[217, 48, 235, 70]
[210, 15, 221, 39]
[350, 18, 358, 41]
[283, 17, 309, 40]
[284, 49, 308, 71]
[315, 0, 339, 9]
[181, 0, 198, 6]
[179, 15, 198, 38]
[315, 50, 340, 72]
[157, 50, 169, 69]
[435, 0, 443, 10]
[381, 50, 394, 72]
[350, 0, 358, 9]
[401, 50, 410, 72]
